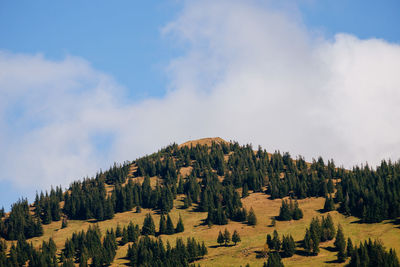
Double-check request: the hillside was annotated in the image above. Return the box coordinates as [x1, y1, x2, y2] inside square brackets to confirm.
[1, 137, 400, 267]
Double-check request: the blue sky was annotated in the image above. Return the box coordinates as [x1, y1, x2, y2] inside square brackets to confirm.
[0, 0, 399, 210]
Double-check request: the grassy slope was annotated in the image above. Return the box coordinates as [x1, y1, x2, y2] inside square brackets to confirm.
[5, 138, 399, 266]
[20, 192, 400, 267]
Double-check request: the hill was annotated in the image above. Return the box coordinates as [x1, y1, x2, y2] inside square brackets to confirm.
[1, 138, 400, 267]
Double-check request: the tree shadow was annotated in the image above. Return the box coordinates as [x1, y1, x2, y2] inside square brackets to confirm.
[350, 219, 364, 224]
[209, 244, 235, 248]
[317, 208, 329, 214]
[255, 250, 268, 259]
[322, 246, 337, 252]
[325, 259, 343, 264]
[294, 249, 310, 257]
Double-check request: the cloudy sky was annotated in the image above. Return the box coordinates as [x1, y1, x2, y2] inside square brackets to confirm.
[1, 0, 400, 210]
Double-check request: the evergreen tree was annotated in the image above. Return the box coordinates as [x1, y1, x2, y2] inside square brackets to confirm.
[278, 200, 292, 221]
[323, 196, 335, 212]
[116, 223, 122, 238]
[327, 178, 334, 194]
[159, 214, 167, 235]
[266, 252, 284, 267]
[334, 224, 346, 262]
[272, 230, 281, 251]
[166, 214, 175, 235]
[348, 238, 399, 267]
[232, 230, 241, 245]
[247, 207, 257, 226]
[223, 228, 231, 246]
[242, 183, 249, 198]
[347, 237, 353, 257]
[321, 214, 335, 241]
[292, 200, 303, 220]
[217, 231, 224, 246]
[176, 214, 185, 233]
[141, 213, 156, 236]
[281, 234, 295, 257]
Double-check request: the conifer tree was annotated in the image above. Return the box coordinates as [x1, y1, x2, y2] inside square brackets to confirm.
[141, 213, 156, 236]
[334, 224, 346, 262]
[272, 230, 281, 251]
[266, 252, 284, 267]
[278, 200, 292, 221]
[223, 228, 231, 246]
[324, 195, 335, 212]
[166, 214, 175, 235]
[347, 237, 353, 257]
[116, 223, 122, 238]
[327, 178, 334, 194]
[242, 183, 249, 198]
[232, 230, 241, 245]
[159, 214, 167, 235]
[321, 214, 335, 241]
[281, 234, 296, 257]
[217, 231, 224, 246]
[176, 214, 185, 233]
[292, 200, 303, 220]
[247, 207, 257, 226]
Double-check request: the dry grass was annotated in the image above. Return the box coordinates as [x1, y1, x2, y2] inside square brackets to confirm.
[178, 137, 227, 148]
[16, 192, 400, 267]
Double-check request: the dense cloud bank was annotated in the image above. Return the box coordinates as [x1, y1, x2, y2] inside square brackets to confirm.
[1, 0, 400, 190]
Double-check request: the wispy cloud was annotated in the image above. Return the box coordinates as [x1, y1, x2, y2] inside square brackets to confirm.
[1, 0, 400, 196]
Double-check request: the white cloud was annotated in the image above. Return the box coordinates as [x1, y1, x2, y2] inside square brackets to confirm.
[1, 0, 400, 195]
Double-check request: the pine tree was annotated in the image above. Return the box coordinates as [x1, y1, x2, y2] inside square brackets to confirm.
[141, 213, 155, 236]
[79, 252, 88, 267]
[175, 214, 185, 233]
[278, 200, 292, 221]
[281, 234, 295, 257]
[327, 178, 334, 193]
[334, 224, 346, 262]
[232, 230, 241, 245]
[116, 223, 122, 237]
[159, 214, 167, 235]
[223, 228, 231, 246]
[217, 231, 224, 246]
[272, 230, 281, 251]
[266, 252, 284, 267]
[247, 207, 257, 226]
[267, 234, 273, 250]
[346, 237, 353, 257]
[324, 196, 335, 212]
[242, 183, 249, 198]
[166, 214, 175, 235]
[292, 200, 303, 220]
[42, 201, 52, 225]
[321, 214, 335, 241]
[121, 228, 129, 245]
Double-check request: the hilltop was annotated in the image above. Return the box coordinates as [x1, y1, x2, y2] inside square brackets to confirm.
[1, 138, 400, 267]
[178, 137, 228, 148]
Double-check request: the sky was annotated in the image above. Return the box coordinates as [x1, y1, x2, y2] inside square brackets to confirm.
[0, 0, 400, 210]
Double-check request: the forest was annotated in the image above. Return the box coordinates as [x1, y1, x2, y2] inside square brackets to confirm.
[1, 139, 400, 266]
